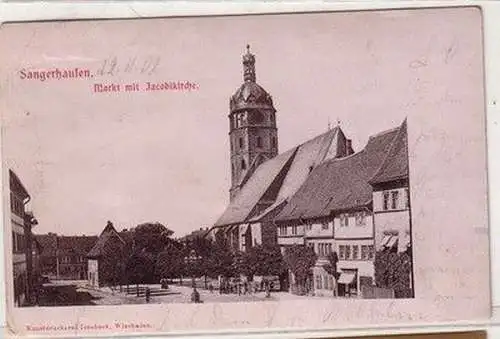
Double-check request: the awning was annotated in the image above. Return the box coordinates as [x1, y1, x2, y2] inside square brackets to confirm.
[337, 272, 356, 285]
[381, 235, 392, 247]
[386, 236, 398, 249]
[224, 225, 237, 235]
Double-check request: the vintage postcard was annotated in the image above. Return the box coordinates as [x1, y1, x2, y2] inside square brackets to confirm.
[0, 6, 490, 338]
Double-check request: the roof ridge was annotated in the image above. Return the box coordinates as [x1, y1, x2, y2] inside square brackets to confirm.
[368, 126, 400, 139]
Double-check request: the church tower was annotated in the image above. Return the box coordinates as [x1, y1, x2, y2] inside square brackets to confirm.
[228, 45, 278, 201]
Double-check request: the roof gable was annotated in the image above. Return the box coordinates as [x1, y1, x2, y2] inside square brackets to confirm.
[369, 120, 409, 185]
[87, 222, 125, 258]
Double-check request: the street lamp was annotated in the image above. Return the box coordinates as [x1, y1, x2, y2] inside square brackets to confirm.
[184, 249, 202, 288]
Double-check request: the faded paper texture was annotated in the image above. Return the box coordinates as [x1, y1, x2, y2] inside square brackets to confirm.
[0, 6, 490, 338]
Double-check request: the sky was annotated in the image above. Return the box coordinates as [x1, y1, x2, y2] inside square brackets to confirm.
[0, 7, 483, 237]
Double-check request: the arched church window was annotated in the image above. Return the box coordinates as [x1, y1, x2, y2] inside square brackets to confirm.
[271, 136, 277, 148]
[257, 136, 262, 148]
[239, 137, 244, 149]
[241, 159, 246, 170]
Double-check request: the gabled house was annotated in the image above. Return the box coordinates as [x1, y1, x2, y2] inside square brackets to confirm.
[87, 221, 130, 288]
[36, 233, 98, 280]
[369, 120, 413, 297]
[274, 121, 408, 297]
[9, 169, 39, 306]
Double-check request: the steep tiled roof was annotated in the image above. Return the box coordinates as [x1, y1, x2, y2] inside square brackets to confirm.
[275, 124, 401, 222]
[87, 222, 125, 259]
[35, 233, 97, 257]
[58, 236, 98, 256]
[214, 127, 348, 227]
[369, 120, 408, 185]
[214, 148, 297, 226]
[9, 169, 30, 199]
[249, 127, 346, 221]
[36, 234, 58, 256]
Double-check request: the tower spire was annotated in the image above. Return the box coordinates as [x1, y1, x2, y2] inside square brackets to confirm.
[242, 44, 256, 82]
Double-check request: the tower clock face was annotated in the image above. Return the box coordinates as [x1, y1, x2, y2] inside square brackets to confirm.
[250, 111, 265, 124]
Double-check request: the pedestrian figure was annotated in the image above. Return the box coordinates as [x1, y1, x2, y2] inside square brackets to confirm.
[191, 287, 201, 303]
[145, 287, 151, 303]
[265, 281, 271, 298]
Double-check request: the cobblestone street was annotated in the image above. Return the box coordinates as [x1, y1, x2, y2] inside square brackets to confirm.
[69, 281, 333, 305]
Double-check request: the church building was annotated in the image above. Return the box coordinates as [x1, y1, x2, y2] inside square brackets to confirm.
[208, 46, 413, 299]
[209, 46, 353, 252]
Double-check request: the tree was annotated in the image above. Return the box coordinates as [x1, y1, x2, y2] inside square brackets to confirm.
[155, 240, 185, 282]
[133, 222, 175, 255]
[322, 251, 340, 296]
[238, 244, 286, 280]
[374, 249, 413, 298]
[283, 245, 317, 295]
[125, 250, 155, 295]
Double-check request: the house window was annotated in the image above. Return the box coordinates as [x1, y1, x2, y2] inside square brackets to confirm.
[292, 225, 298, 235]
[307, 224, 312, 230]
[345, 245, 351, 260]
[257, 136, 262, 148]
[368, 245, 375, 259]
[352, 245, 359, 260]
[391, 191, 399, 209]
[338, 245, 343, 259]
[279, 226, 287, 236]
[327, 243, 332, 255]
[383, 192, 390, 210]
[355, 212, 366, 226]
[361, 245, 368, 260]
[316, 275, 322, 289]
[340, 214, 349, 227]
[321, 222, 329, 230]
